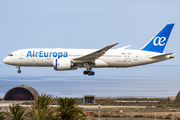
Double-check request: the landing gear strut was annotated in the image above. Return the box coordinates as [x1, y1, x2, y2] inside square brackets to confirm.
[16, 66, 21, 74]
[83, 68, 95, 76]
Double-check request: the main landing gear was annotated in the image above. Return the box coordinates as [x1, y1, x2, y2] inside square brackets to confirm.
[16, 66, 21, 74]
[83, 68, 95, 76]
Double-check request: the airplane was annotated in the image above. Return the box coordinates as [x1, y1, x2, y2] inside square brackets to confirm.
[3, 23, 175, 76]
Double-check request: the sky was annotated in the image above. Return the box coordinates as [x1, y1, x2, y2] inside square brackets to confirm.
[0, 0, 180, 76]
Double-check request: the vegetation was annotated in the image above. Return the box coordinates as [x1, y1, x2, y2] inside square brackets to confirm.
[0, 108, 5, 120]
[4, 103, 27, 120]
[1, 94, 84, 120]
[1, 96, 180, 119]
[56, 97, 84, 120]
[28, 93, 55, 120]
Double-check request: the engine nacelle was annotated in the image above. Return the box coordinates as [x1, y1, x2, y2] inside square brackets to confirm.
[53, 59, 77, 71]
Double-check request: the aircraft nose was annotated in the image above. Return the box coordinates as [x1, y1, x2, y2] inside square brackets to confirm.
[3, 57, 9, 64]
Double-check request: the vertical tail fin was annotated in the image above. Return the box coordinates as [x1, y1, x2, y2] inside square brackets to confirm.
[141, 23, 174, 53]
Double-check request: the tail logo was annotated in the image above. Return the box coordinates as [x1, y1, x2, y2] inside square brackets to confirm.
[141, 23, 174, 53]
[153, 37, 166, 46]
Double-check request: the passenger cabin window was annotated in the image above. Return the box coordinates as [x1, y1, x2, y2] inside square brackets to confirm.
[8, 54, 13, 56]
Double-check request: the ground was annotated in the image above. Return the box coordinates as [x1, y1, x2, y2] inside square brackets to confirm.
[1, 97, 180, 120]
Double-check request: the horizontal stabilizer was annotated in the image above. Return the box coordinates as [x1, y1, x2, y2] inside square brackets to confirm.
[149, 53, 174, 59]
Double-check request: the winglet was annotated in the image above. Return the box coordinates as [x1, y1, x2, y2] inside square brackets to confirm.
[105, 43, 119, 50]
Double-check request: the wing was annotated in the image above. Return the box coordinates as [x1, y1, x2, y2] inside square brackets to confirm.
[116, 45, 131, 50]
[72, 43, 119, 63]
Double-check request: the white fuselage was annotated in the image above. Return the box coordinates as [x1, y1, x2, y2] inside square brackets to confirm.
[3, 24, 175, 75]
[3, 48, 171, 68]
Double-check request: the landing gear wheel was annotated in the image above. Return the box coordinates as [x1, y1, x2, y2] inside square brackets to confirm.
[17, 70, 21, 73]
[83, 68, 95, 76]
[16, 66, 21, 74]
[88, 71, 92, 76]
[83, 71, 88, 75]
[87, 71, 95, 76]
[91, 71, 95, 75]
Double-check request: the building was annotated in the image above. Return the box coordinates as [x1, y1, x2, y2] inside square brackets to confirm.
[84, 95, 95, 104]
[4, 85, 39, 101]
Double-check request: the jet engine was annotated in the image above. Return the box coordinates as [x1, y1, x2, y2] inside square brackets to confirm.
[53, 59, 77, 70]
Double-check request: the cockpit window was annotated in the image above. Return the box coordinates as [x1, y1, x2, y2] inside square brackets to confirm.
[8, 54, 13, 56]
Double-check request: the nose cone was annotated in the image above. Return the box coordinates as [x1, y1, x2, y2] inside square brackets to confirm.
[3, 57, 9, 64]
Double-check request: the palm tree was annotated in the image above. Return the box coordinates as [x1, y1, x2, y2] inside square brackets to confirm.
[0, 108, 5, 120]
[56, 97, 84, 120]
[4, 103, 27, 120]
[28, 93, 55, 120]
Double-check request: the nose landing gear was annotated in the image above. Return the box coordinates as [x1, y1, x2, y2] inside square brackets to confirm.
[16, 66, 21, 74]
[17, 70, 21, 73]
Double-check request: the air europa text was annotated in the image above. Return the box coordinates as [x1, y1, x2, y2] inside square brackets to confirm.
[26, 51, 68, 59]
